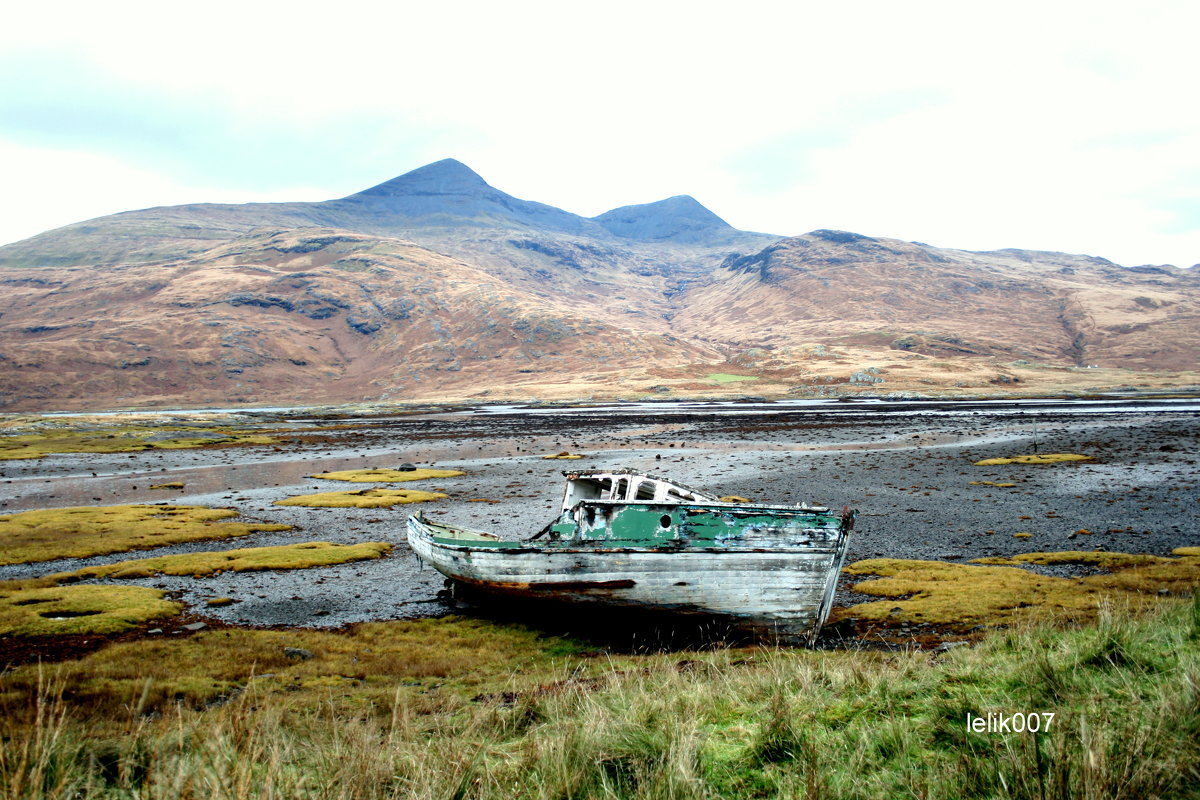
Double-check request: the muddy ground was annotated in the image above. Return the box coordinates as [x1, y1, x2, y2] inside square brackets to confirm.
[1, 399, 1197, 644]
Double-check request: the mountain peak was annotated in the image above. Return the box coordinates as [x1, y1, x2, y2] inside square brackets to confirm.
[351, 158, 491, 199]
[592, 195, 733, 243]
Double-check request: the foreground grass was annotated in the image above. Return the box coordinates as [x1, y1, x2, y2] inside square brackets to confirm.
[0, 506, 291, 566]
[1, 599, 1197, 799]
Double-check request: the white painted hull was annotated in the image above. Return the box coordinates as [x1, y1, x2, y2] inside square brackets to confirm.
[407, 515, 849, 643]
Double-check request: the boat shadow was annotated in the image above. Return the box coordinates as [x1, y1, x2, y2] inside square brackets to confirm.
[443, 586, 865, 653]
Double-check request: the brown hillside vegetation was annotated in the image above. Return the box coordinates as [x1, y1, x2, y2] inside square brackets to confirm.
[0, 160, 1197, 410]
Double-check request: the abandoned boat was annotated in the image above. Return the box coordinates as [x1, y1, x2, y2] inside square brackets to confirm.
[406, 469, 855, 643]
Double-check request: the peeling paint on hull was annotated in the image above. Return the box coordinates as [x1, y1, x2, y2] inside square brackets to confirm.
[407, 480, 854, 644]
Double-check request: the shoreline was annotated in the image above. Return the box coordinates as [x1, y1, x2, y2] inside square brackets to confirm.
[2, 403, 1196, 642]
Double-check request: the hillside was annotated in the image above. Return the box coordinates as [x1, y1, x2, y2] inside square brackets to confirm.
[0, 161, 1197, 410]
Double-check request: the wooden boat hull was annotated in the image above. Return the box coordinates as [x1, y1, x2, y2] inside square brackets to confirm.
[407, 510, 851, 643]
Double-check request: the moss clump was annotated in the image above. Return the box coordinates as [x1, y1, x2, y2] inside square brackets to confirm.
[0, 584, 181, 636]
[0, 428, 278, 460]
[51, 542, 392, 581]
[969, 481, 1017, 487]
[841, 550, 1200, 630]
[973, 551, 1170, 570]
[149, 482, 185, 490]
[840, 558, 1106, 630]
[974, 453, 1093, 466]
[719, 495, 751, 503]
[311, 468, 464, 483]
[542, 452, 583, 460]
[973, 549, 1200, 595]
[0, 505, 292, 566]
[206, 597, 237, 607]
[275, 489, 445, 508]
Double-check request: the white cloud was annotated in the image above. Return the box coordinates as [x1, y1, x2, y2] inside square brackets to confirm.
[0, 142, 327, 246]
[1, 0, 1197, 265]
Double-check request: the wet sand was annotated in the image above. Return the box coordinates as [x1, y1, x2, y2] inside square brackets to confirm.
[2, 399, 1197, 632]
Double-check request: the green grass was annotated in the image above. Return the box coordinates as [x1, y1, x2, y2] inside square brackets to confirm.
[705, 373, 759, 383]
[0, 599, 1197, 798]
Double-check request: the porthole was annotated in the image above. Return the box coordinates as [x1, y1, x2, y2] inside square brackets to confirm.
[659, 514, 672, 528]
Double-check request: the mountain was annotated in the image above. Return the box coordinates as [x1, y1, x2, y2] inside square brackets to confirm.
[0, 161, 1197, 410]
[0, 229, 720, 409]
[673, 230, 1200, 372]
[592, 195, 742, 244]
[340, 158, 596, 235]
[0, 159, 765, 269]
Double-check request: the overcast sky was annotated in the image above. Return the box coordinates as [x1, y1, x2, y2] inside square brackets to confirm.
[2, 1, 1197, 266]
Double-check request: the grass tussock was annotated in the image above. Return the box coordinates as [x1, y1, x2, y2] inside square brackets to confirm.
[0, 585, 180, 636]
[48, 541, 392, 582]
[969, 480, 1018, 487]
[0, 428, 278, 460]
[1, 599, 1197, 799]
[0, 505, 292, 566]
[542, 452, 584, 460]
[311, 468, 465, 482]
[274, 489, 445, 508]
[839, 551, 1200, 629]
[974, 453, 1094, 466]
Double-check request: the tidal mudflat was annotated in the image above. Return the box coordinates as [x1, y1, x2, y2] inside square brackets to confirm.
[1, 398, 1197, 644]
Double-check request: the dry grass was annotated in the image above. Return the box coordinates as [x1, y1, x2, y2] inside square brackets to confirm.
[0, 584, 180, 636]
[974, 453, 1094, 465]
[274, 489, 445, 508]
[1, 599, 1197, 799]
[706, 373, 758, 383]
[838, 549, 1200, 630]
[0, 505, 291, 566]
[48, 541, 392, 581]
[0, 616, 592, 717]
[311, 468, 465, 483]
